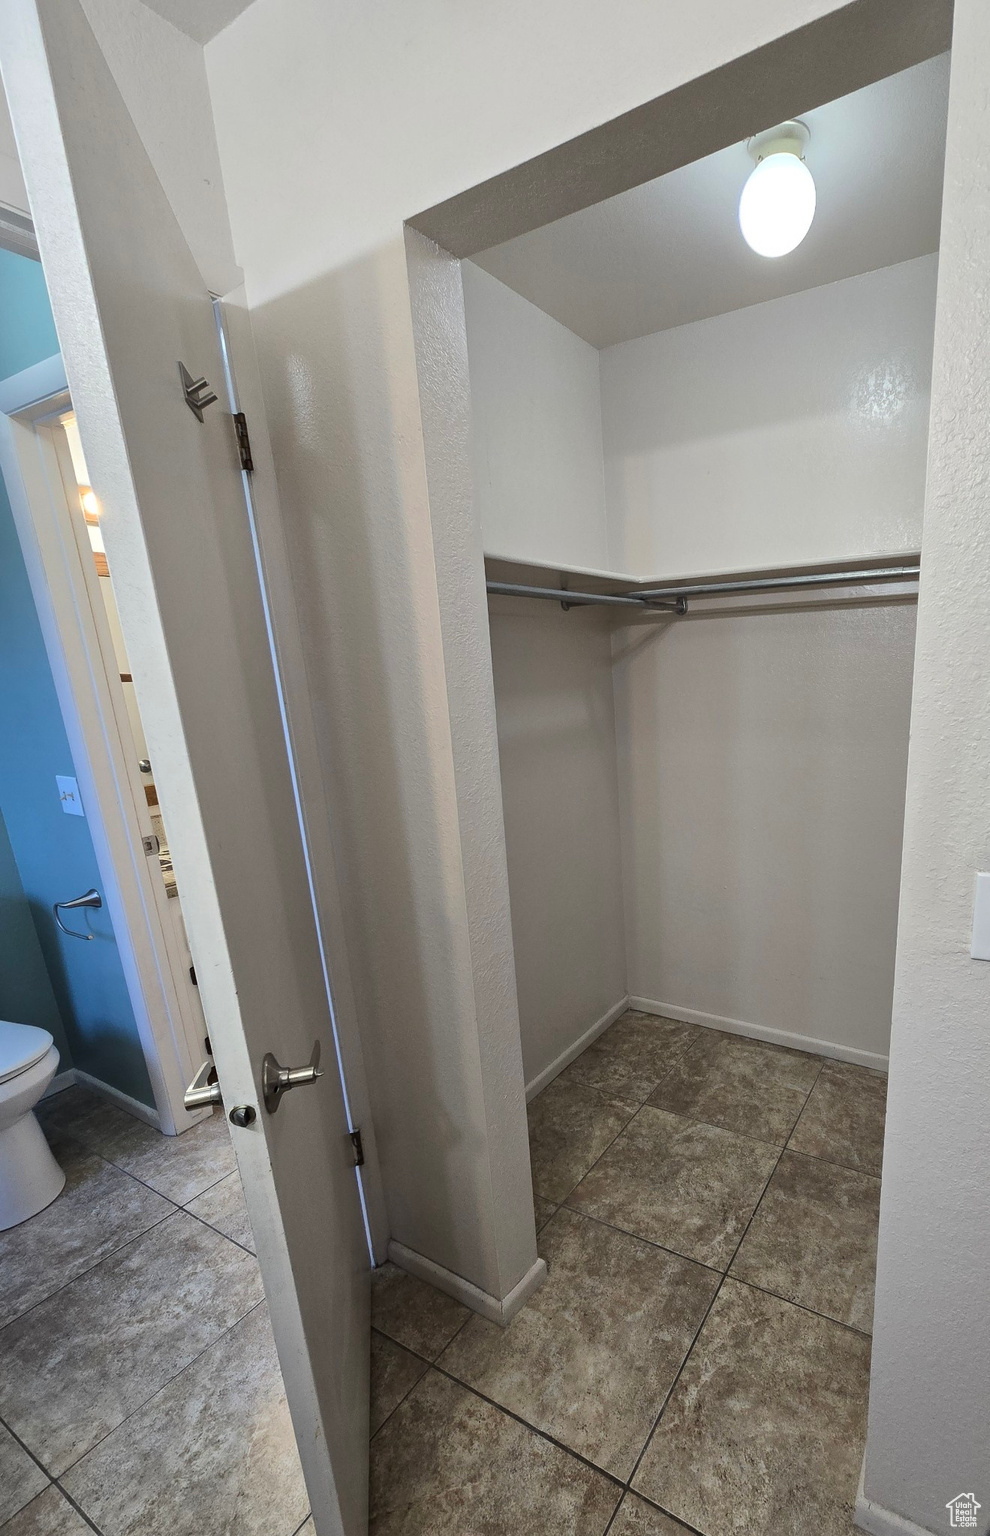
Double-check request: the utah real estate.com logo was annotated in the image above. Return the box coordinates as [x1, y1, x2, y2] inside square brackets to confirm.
[946, 1493, 982, 1530]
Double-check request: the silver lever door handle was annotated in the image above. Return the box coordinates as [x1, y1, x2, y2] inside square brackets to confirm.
[262, 1040, 322, 1115]
[53, 888, 102, 940]
[184, 1058, 223, 1111]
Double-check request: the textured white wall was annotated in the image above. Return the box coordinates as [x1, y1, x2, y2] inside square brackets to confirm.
[462, 262, 609, 572]
[601, 256, 937, 579]
[78, 0, 240, 294]
[488, 601, 626, 1088]
[861, 0, 990, 1527]
[615, 601, 916, 1066]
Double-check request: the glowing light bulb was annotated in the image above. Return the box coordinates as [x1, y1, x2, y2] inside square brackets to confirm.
[739, 133, 816, 258]
[80, 487, 100, 520]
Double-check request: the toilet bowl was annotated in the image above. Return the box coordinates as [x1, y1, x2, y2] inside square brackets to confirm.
[0, 1021, 65, 1231]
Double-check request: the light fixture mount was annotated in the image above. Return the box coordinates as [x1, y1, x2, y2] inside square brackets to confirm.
[738, 119, 815, 258]
[746, 119, 810, 165]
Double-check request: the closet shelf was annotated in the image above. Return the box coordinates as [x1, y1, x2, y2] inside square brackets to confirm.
[486, 551, 921, 616]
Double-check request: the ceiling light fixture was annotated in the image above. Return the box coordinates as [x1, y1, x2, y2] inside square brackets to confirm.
[738, 121, 816, 258]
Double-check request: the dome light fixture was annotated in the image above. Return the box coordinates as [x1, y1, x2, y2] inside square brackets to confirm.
[738, 120, 816, 258]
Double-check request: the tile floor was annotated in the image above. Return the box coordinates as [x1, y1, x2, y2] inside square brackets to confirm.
[3, 1011, 886, 1536]
[368, 1010, 886, 1536]
[0, 1086, 310, 1536]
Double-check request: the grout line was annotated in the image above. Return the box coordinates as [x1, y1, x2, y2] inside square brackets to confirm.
[725, 1273, 873, 1339]
[49, 1481, 104, 1535]
[425, 1363, 627, 1491]
[0, 1206, 176, 1337]
[620, 1057, 827, 1504]
[53, 1300, 268, 1481]
[178, 1201, 257, 1259]
[0, 1412, 105, 1535]
[548, 1203, 727, 1279]
[0, 1182, 255, 1342]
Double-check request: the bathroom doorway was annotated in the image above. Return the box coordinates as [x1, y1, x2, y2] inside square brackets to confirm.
[0, 357, 210, 1133]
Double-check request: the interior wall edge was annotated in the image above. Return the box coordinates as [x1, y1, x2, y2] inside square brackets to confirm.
[524, 995, 630, 1102]
[409, 0, 953, 256]
[387, 1239, 548, 1326]
[404, 226, 541, 1301]
[629, 998, 889, 1073]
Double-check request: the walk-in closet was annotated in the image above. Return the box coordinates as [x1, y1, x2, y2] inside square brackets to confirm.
[378, 49, 947, 1532]
[469, 54, 942, 1101]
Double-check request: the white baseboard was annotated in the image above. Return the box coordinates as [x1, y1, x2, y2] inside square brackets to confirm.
[41, 1066, 161, 1129]
[525, 996, 630, 1102]
[628, 997, 889, 1073]
[855, 1460, 938, 1535]
[387, 1240, 548, 1326]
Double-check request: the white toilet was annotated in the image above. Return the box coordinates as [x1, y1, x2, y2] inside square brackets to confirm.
[0, 1020, 65, 1231]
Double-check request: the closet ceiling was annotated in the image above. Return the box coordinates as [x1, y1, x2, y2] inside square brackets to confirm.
[473, 54, 950, 349]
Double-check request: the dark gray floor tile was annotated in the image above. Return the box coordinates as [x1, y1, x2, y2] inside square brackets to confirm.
[0, 1423, 47, 1526]
[0, 1212, 264, 1473]
[567, 1106, 777, 1269]
[371, 1263, 469, 1360]
[534, 1197, 557, 1232]
[559, 1012, 700, 1107]
[730, 1151, 880, 1331]
[634, 1280, 870, 1536]
[647, 1029, 821, 1145]
[371, 1330, 429, 1435]
[185, 1170, 255, 1251]
[439, 1206, 716, 1478]
[38, 1091, 237, 1205]
[369, 1369, 620, 1534]
[608, 1493, 692, 1534]
[527, 1077, 636, 1204]
[788, 1060, 887, 1174]
[0, 1153, 171, 1329]
[61, 1303, 307, 1536]
[0, 1486, 91, 1535]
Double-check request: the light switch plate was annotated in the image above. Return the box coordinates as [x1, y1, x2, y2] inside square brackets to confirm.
[56, 775, 84, 817]
[971, 872, 990, 960]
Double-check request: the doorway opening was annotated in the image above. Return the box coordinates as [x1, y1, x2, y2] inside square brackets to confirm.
[386, 12, 951, 1531]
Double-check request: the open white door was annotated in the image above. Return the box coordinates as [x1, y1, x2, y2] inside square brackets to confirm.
[0, 4, 370, 1534]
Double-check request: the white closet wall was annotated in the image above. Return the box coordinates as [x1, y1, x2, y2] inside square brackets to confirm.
[463, 262, 609, 573]
[465, 262, 626, 1092]
[488, 603, 626, 1091]
[601, 255, 937, 578]
[467, 250, 934, 1080]
[614, 602, 916, 1065]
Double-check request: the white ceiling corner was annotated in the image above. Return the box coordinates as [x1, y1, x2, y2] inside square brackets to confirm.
[138, 0, 256, 44]
[473, 53, 950, 348]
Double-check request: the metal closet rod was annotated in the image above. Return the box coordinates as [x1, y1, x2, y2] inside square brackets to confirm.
[485, 581, 685, 612]
[487, 563, 920, 614]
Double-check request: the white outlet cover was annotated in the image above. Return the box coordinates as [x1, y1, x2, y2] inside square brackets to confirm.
[971, 872, 990, 961]
[56, 775, 84, 817]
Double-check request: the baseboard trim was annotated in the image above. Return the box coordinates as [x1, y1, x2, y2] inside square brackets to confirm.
[628, 997, 889, 1073]
[525, 996, 630, 1102]
[42, 1067, 160, 1129]
[855, 1461, 938, 1534]
[387, 1240, 548, 1326]
[42, 1069, 77, 1099]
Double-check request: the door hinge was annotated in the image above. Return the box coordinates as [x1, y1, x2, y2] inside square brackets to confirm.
[349, 1128, 365, 1168]
[232, 411, 254, 473]
[141, 833, 160, 856]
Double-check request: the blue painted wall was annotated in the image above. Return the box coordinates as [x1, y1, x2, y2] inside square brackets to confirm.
[0, 247, 152, 1104]
[0, 805, 69, 1054]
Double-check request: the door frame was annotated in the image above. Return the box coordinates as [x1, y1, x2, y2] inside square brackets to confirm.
[0, 352, 210, 1134]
